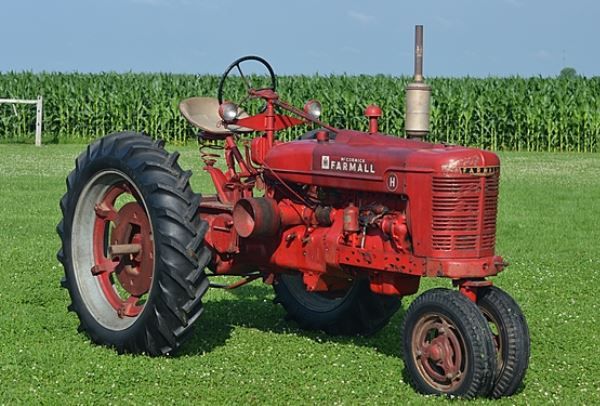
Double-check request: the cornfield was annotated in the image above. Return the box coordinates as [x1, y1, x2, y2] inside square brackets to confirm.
[1, 72, 599, 151]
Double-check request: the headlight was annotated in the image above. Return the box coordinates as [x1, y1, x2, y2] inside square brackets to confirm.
[303, 100, 321, 119]
[218, 102, 239, 122]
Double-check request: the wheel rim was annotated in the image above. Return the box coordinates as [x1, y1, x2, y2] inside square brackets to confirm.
[412, 313, 468, 392]
[72, 170, 155, 330]
[480, 307, 505, 375]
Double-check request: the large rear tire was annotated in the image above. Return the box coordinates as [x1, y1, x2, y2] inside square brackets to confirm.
[57, 132, 212, 355]
[274, 273, 400, 335]
[401, 288, 496, 398]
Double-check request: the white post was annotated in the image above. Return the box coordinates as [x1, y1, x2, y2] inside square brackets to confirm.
[0, 97, 43, 145]
[35, 96, 43, 147]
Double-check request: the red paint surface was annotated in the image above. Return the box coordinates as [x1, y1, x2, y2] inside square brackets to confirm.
[199, 94, 505, 296]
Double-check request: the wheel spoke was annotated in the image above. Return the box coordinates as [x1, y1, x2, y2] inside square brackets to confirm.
[440, 332, 461, 378]
[410, 308, 472, 392]
[117, 182, 133, 195]
[237, 93, 251, 109]
[118, 295, 142, 318]
[91, 259, 119, 275]
[124, 209, 144, 226]
[236, 63, 252, 90]
[94, 202, 118, 221]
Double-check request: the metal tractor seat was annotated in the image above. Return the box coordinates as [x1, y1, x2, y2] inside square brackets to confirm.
[179, 97, 252, 138]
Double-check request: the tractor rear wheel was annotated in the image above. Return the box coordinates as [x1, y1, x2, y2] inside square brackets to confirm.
[477, 286, 530, 398]
[401, 288, 496, 398]
[273, 273, 400, 335]
[57, 132, 211, 355]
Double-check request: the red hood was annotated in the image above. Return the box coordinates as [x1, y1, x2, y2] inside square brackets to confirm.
[264, 130, 500, 193]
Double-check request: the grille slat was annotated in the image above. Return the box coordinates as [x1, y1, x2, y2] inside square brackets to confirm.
[431, 174, 499, 253]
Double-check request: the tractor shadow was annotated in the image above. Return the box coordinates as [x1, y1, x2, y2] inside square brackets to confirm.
[179, 282, 529, 398]
[179, 282, 407, 360]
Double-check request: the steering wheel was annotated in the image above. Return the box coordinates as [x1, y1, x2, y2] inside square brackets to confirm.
[217, 55, 277, 105]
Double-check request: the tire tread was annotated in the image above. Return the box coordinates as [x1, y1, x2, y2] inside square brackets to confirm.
[57, 132, 211, 356]
[478, 286, 530, 398]
[401, 288, 496, 399]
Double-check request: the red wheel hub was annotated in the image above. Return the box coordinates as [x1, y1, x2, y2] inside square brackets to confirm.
[413, 314, 467, 391]
[92, 182, 154, 318]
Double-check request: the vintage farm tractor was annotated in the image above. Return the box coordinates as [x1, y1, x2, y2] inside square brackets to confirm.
[57, 26, 529, 398]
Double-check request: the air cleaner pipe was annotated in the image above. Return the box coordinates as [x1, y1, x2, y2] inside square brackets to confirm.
[414, 25, 424, 83]
[405, 25, 431, 140]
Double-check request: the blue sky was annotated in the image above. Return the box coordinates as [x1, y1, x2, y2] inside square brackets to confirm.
[1, 0, 598, 77]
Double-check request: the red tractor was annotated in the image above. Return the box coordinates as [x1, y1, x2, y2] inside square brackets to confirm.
[57, 26, 529, 398]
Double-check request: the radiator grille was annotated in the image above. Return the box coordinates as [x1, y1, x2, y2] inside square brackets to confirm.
[431, 174, 499, 253]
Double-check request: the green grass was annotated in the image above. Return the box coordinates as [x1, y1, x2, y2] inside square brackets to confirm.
[0, 144, 599, 404]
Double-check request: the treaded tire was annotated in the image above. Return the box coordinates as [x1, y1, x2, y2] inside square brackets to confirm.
[57, 132, 212, 355]
[477, 286, 530, 398]
[401, 288, 496, 398]
[274, 273, 400, 335]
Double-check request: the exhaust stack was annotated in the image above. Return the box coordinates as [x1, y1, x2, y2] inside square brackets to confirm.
[405, 25, 431, 140]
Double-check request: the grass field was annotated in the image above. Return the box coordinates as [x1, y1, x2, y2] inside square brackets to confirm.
[0, 143, 599, 404]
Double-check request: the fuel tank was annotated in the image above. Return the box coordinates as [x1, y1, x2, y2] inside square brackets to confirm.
[264, 130, 500, 194]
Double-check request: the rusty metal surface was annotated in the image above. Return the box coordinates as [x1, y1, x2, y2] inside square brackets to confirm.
[92, 182, 154, 319]
[412, 313, 467, 391]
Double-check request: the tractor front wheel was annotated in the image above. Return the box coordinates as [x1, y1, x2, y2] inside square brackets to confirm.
[57, 132, 211, 355]
[401, 288, 496, 398]
[274, 273, 400, 335]
[477, 286, 530, 398]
